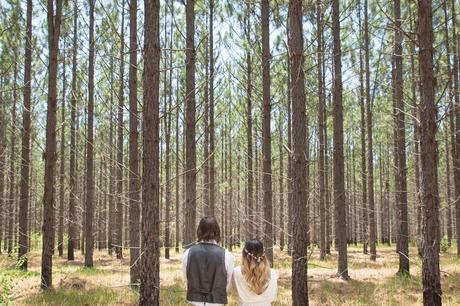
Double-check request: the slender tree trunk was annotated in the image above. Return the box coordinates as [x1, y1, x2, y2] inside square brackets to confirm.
[41, 0, 63, 289]
[84, 0, 95, 268]
[287, 44, 293, 255]
[175, 72, 180, 253]
[129, 0, 140, 284]
[445, 127, 453, 245]
[451, 0, 460, 258]
[409, 11, 423, 255]
[139, 0, 161, 303]
[184, 0, 197, 247]
[278, 120, 285, 251]
[261, 0, 273, 265]
[393, 0, 409, 274]
[209, 0, 216, 219]
[325, 95, 331, 254]
[418, 0, 442, 303]
[245, 2, 254, 239]
[116, 0, 125, 259]
[332, 0, 349, 279]
[442, 0, 453, 247]
[7, 64, 17, 255]
[18, 0, 33, 270]
[289, 0, 309, 303]
[57, 37, 66, 258]
[358, 0, 368, 254]
[68, 0, 78, 261]
[317, 0, 326, 260]
[364, 0, 376, 260]
[0, 80, 5, 254]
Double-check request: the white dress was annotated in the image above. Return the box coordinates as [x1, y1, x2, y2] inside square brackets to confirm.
[233, 266, 278, 306]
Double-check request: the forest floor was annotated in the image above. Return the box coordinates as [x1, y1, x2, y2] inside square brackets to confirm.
[0, 244, 459, 305]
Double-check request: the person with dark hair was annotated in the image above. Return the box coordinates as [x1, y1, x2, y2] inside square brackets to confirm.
[182, 217, 235, 305]
[233, 240, 278, 305]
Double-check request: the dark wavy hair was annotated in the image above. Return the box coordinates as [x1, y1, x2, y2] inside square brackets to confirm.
[196, 217, 221, 243]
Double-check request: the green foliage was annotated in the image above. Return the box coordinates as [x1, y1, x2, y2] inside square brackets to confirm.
[0, 272, 13, 305]
[440, 236, 450, 253]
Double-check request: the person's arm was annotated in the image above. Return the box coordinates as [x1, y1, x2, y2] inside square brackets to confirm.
[225, 251, 235, 291]
[269, 269, 278, 302]
[182, 249, 190, 286]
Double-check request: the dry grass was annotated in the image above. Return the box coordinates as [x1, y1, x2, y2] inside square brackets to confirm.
[0, 243, 459, 305]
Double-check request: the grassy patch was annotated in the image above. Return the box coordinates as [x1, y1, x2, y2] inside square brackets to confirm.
[21, 287, 136, 306]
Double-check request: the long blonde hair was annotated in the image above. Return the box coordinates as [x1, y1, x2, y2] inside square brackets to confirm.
[241, 240, 271, 295]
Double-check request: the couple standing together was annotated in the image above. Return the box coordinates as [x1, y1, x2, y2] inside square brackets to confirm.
[182, 217, 278, 305]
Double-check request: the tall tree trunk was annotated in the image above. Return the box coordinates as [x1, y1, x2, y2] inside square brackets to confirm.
[41, 0, 63, 289]
[129, 0, 140, 284]
[84, 0, 95, 268]
[261, 0, 273, 265]
[175, 71, 180, 253]
[332, 0, 349, 279]
[317, 0, 326, 260]
[287, 41, 294, 255]
[393, 0, 409, 274]
[445, 127, 453, 245]
[278, 120, 285, 251]
[364, 0, 376, 260]
[108, 61, 115, 255]
[18, 0, 33, 270]
[325, 94, 331, 254]
[7, 64, 17, 255]
[116, 0, 125, 259]
[68, 0, 78, 261]
[0, 80, 5, 254]
[209, 0, 216, 219]
[418, 0, 442, 303]
[203, 10, 210, 218]
[409, 10, 423, 255]
[451, 0, 460, 258]
[358, 0, 368, 254]
[289, 0, 309, 303]
[184, 0, 197, 247]
[442, 0, 453, 247]
[245, 2, 254, 239]
[57, 37, 66, 258]
[139, 0, 161, 303]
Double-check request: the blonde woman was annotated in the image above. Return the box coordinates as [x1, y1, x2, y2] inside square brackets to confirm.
[233, 240, 278, 305]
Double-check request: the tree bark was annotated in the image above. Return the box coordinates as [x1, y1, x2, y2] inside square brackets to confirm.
[209, 0, 216, 219]
[41, 0, 63, 289]
[116, 0, 125, 259]
[129, 0, 140, 284]
[289, 0, 309, 303]
[68, 0, 78, 261]
[332, 0, 349, 279]
[317, 0, 326, 260]
[245, 2, 254, 239]
[184, 0, 197, 247]
[450, 0, 460, 258]
[358, 0, 368, 254]
[0, 80, 5, 254]
[7, 64, 18, 255]
[18, 0, 33, 270]
[393, 0, 409, 275]
[418, 0, 442, 303]
[84, 0, 95, 268]
[261, 0, 273, 265]
[139, 0, 161, 304]
[364, 0, 376, 261]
